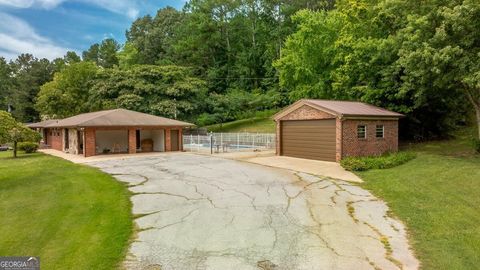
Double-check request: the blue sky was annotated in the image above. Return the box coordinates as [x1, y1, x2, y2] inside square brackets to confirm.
[0, 0, 184, 60]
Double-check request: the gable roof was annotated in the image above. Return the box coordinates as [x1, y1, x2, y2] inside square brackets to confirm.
[274, 99, 404, 120]
[45, 109, 195, 128]
[27, 119, 60, 128]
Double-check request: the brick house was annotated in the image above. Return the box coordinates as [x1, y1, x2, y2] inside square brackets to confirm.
[28, 109, 194, 157]
[273, 99, 404, 162]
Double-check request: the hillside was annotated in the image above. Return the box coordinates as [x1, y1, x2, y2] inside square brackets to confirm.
[205, 117, 276, 133]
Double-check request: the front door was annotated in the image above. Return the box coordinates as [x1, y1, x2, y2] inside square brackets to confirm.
[170, 130, 179, 151]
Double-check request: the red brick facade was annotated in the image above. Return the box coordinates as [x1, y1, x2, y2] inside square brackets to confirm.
[275, 104, 400, 162]
[341, 119, 398, 158]
[45, 128, 63, 151]
[128, 128, 136, 154]
[84, 128, 96, 157]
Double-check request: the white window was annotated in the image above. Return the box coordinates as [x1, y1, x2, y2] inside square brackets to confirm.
[376, 125, 384, 138]
[357, 125, 366, 139]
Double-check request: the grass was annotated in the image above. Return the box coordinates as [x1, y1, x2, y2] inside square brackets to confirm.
[206, 117, 276, 133]
[358, 127, 480, 269]
[0, 151, 132, 270]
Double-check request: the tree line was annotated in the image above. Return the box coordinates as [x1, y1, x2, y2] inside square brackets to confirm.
[0, 0, 479, 140]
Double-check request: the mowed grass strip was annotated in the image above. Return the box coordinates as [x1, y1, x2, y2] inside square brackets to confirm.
[0, 151, 132, 270]
[359, 135, 480, 269]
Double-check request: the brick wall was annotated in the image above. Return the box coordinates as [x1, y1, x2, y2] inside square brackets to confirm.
[128, 128, 136, 154]
[46, 128, 63, 151]
[84, 128, 96, 157]
[275, 104, 399, 162]
[280, 105, 335, 120]
[165, 128, 171, 151]
[341, 119, 398, 158]
[178, 129, 183, 151]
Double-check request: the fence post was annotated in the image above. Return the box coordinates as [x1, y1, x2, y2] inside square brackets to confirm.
[237, 133, 239, 151]
[220, 132, 223, 150]
[190, 134, 193, 151]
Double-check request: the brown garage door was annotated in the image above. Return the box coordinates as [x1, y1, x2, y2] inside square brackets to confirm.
[281, 119, 336, 161]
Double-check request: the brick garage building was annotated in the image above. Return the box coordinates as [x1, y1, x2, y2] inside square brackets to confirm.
[29, 109, 194, 157]
[274, 99, 403, 162]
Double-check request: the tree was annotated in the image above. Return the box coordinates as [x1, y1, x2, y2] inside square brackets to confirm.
[0, 111, 41, 158]
[98, 38, 120, 68]
[126, 7, 184, 65]
[0, 57, 13, 112]
[89, 65, 207, 121]
[394, 0, 480, 138]
[117, 42, 140, 69]
[82, 43, 100, 63]
[274, 0, 472, 139]
[36, 62, 99, 118]
[8, 54, 54, 122]
[82, 39, 120, 68]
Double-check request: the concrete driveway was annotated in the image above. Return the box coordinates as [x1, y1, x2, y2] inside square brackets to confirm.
[89, 153, 418, 270]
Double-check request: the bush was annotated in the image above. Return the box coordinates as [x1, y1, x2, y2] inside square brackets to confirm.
[18, 142, 39, 153]
[341, 152, 416, 171]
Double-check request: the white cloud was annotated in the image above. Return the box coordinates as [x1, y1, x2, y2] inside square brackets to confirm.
[0, 0, 64, 9]
[0, 0, 141, 18]
[0, 12, 73, 60]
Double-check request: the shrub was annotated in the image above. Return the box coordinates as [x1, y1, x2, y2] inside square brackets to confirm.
[18, 142, 39, 153]
[341, 152, 416, 171]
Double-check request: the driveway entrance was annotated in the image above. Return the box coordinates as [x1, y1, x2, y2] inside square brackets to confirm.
[89, 153, 418, 270]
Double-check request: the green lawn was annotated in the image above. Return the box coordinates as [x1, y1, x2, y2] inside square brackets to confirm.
[0, 151, 132, 270]
[206, 117, 276, 133]
[359, 128, 480, 270]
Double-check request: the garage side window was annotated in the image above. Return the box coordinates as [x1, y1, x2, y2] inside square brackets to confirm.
[357, 125, 367, 139]
[376, 125, 384, 138]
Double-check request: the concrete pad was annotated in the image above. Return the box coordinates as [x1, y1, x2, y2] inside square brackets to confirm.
[89, 154, 418, 270]
[39, 148, 181, 164]
[244, 155, 362, 183]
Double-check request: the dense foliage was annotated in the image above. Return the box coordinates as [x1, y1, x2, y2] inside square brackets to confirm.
[0, 111, 41, 157]
[90, 65, 208, 121]
[275, 0, 479, 139]
[17, 142, 39, 153]
[340, 152, 416, 171]
[1, 0, 479, 140]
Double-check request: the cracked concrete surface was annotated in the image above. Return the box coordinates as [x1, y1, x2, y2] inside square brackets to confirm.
[89, 153, 419, 270]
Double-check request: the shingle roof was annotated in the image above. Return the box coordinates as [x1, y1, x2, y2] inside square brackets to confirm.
[274, 99, 404, 120]
[27, 119, 60, 128]
[304, 99, 404, 117]
[45, 109, 195, 128]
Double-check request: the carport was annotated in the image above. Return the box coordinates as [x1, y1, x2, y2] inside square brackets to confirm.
[35, 108, 194, 157]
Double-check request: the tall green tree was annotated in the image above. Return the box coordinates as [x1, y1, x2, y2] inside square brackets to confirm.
[36, 62, 99, 118]
[126, 7, 184, 65]
[394, 0, 480, 139]
[89, 65, 207, 121]
[82, 39, 120, 68]
[0, 57, 13, 112]
[9, 54, 54, 122]
[275, 0, 472, 139]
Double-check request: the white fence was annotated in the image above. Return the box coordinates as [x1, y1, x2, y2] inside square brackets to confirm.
[183, 132, 276, 153]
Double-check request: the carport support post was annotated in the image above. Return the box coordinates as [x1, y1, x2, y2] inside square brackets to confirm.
[128, 128, 136, 154]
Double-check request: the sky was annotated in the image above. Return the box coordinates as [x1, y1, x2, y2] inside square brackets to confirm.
[0, 0, 184, 60]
